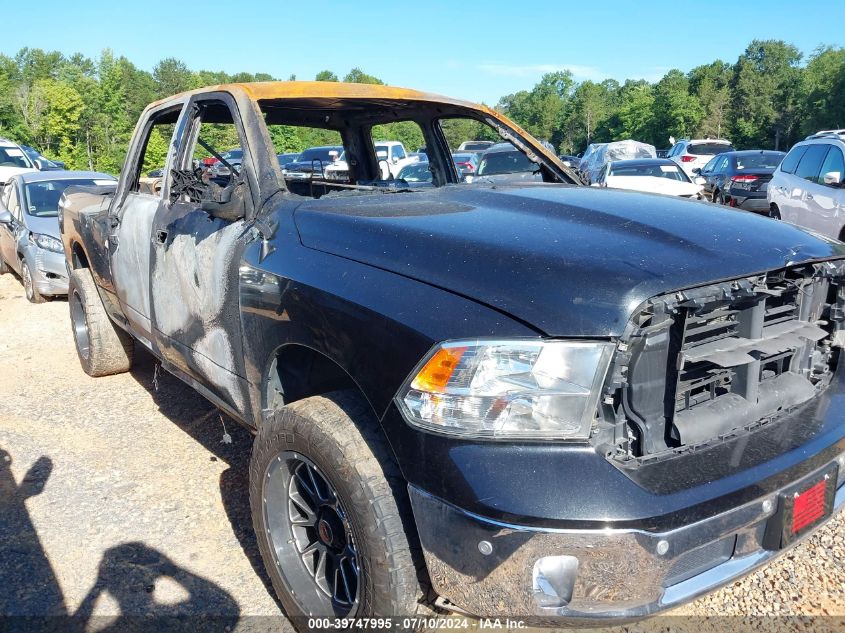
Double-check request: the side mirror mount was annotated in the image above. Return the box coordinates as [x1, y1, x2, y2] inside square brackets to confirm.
[823, 171, 842, 186]
[691, 167, 702, 175]
[34, 158, 48, 171]
[200, 181, 247, 222]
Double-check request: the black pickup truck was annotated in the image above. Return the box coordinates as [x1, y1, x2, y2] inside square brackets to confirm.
[58, 82, 845, 627]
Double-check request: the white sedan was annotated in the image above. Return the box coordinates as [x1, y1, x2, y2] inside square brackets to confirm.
[592, 158, 705, 199]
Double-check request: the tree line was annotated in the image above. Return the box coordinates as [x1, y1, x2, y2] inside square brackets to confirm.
[0, 39, 843, 175]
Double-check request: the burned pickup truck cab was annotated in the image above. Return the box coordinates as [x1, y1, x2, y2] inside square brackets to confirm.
[58, 82, 845, 626]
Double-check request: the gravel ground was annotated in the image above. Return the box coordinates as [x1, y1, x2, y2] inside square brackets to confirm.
[1, 270, 844, 633]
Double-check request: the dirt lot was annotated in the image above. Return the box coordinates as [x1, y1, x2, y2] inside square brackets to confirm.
[1, 270, 845, 633]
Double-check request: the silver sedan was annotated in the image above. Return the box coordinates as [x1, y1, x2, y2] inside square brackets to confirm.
[0, 170, 116, 302]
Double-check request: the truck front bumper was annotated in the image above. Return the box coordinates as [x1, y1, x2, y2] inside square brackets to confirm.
[410, 458, 845, 621]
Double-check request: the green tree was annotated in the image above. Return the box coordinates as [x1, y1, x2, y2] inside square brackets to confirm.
[801, 46, 845, 136]
[153, 58, 193, 97]
[651, 70, 704, 144]
[731, 40, 803, 149]
[689, 61, 732, 139]
[343, 68, 384, 85]
[315, 70, 339, 82]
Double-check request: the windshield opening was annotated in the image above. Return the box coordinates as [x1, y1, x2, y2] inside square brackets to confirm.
[0, 147, 33, 169]
[689, 143, 734, 155]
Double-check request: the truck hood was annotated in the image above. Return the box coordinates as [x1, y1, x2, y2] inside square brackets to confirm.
[293, 184, 845, 336]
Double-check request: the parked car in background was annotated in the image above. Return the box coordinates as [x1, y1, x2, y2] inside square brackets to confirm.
[276, 152, 300, 170]
[396, 160, 432, 185]
[656, 149, 669, 158]
[768, 130, 845, 239]
[578, 142, 605, 177]
[473, 142, 542, 183]
[282, 145, 343, 180]
[667, 138, 734, 177]
[593, 158, 705, 198]
[325, 141, 417, 181]
[0, 138, 37, 182]
[0, 171, 116, 302]
[408, 151, 427, 162]
[695, 150, 785, 212]
[21, 145, 66, 170]
[457, 140, 494, 153]
[581, 140, 656, 184]
[451, 151, 479, 177]
[558, 154, 580, 168]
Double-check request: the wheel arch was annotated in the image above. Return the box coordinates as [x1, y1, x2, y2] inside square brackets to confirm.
[262, 342, 378, 421]
[70, 241, 90, 269]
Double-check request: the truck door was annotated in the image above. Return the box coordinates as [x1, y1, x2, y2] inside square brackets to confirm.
[0, 182, 21, 269]
[108, 103, 188, 343]
[148, 94, 254, 415]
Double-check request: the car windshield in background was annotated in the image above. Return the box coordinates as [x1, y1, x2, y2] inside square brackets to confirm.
[0, 147, 32, 168]
[25, 179, 108, 217]
[452, 153, 476, 164]
[689, 143, 734, 155]
[398, 162, 432, 183]
[462, 142, 491, 151]
[736, 152, 785, 170]
[298, 147, 342, 163]
[610, 164, 690, 181]
[478, 151, 536, 176]
[221, 149, 243, 160]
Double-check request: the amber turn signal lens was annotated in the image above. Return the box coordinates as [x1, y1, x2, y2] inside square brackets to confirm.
[411, 346, 467, 393]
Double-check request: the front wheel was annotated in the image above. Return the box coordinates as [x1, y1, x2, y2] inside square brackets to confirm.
[22, 260, 46, 303]
[250, 391, 427, 627]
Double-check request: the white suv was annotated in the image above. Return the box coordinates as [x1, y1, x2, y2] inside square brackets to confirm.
[667, 138, 734, 177]
[767, 130, 845, 240]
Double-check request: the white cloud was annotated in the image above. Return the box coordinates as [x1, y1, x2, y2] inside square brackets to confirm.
[477, 63, 608, 81]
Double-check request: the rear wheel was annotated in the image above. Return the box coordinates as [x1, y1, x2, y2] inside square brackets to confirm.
[68, 268, 134, 376]
[769, 204, 782, 220]
[22, 261, 46, 304]
[250, 391, 428, 628]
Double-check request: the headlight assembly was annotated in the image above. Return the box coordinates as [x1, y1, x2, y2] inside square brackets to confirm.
[30, 233, 63, 253]
[396, 339, 614, 440]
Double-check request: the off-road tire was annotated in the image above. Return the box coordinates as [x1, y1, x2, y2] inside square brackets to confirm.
[22, 261, 46, 303]
[250, 391, 430, 629]
[68, 268, 134, 376]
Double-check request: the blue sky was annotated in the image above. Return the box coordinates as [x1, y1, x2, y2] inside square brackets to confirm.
[2, 1, 843, 104]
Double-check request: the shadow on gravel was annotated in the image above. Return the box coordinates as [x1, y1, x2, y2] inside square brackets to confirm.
[0, 447, 239, 632]
[127, 348, 282, 608]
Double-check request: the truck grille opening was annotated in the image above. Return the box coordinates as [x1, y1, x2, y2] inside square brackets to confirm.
[599, 262, 845, 462]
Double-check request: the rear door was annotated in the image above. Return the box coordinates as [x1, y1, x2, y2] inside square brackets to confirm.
[108, 103, 188, 344]
[808, 145, 845, 239]
[149, 93, 255, 414]
[790, 144, 831, 235]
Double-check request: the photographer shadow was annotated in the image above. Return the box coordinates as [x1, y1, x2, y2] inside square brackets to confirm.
[0, 447, 240, 632]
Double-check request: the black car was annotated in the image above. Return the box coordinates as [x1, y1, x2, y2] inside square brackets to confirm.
[276, 152, 300, 169]
[696, 150, 786, 212]
[282, 146, 343, 180]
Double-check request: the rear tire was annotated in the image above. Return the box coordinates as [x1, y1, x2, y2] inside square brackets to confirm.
[22, 261, 46, 304]
[770, 205, 782, 220]
[250, 391, 428, 629]
[68, 268, 134, 376]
